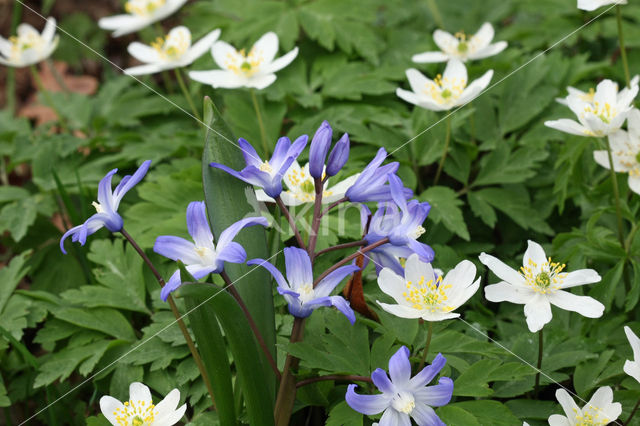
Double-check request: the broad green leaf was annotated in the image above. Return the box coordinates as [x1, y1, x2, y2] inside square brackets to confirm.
[51, 307, 136, 341]
[420, 186, 470, 240]
[326, 401, 363, 426]
[0, 196, 37, 242]
[436, 405, 481, 426]
[34, 340, 112, 388]
[0, 251, 30, 312]
[473, 142, 548, 187]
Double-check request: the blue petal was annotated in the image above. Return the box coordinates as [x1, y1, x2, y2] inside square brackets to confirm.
[238, 138, 263, 168]
[408, 239, 435, 263]
[409, 353, 447, 390]
[309, 120, 332, 178]
[97, 168, 118, 212]
[410, 402, 446, 426]
[326, 132, 349, 177]
[388, 346, 412, 387]
[328, 296, 356, 324]
[186, 201, 214, 248]
[284, 247, 313, 290]
[414, 377, 453, 408]
[153, 235, 200, 264]
[345, 384, 390, 415]
[216, 216, 268, 251]
[270, 137, 293, 171]
[289, 135, 309, 162]
[314, 264, 359, 297]
[388, 174, 407, 211]
[216, 241, 247, 266]
[161, 270, 182, 301]
[247, 258, 290, 289]
[112, 160, 151, 207]
[371, 368, 394, 394]
[60, 224, 84, 254]
[380, 408, 410, 426]
[210, 163, 265, 188]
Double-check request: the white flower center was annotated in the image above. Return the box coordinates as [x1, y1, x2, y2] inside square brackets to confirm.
[259, 161, 273, 174]
[151, 30, 191, 60]
[297, 283, 315, 304]
[424, 73, 467, 105]
[409, 225, 426, 240]
[520, 257, 567, 294]
[391, 391, 416, 414]
[9, 31, 45, 61]
[583, 101, 617, 125]
[613, 141, 640, 177]
[573, 406, 608, 425]
[92, 201, 105, 213]
[402, 274, 453, 313]
[113, 399, 156, 425]
[195, 246, 216, 264]
[125, 0, 166, 16]
[226, 48, 264, 77]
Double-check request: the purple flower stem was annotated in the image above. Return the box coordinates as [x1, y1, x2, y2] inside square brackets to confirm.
[275, 196, 306, 250]
[120, 228, 217, 410]
[313, 238, 389, 287]
[220, 270, 281, 380]
[307, 177, 324, 260]
[315, 239, 367, 257]
[320, 197, 348, 218]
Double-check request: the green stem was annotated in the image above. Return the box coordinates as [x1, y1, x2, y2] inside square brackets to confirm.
[418, 322, 433, 371]
[534, 329, 543, 398]
[604, 137, 626, 248]
[623, 398, 640, 426]
[29, 65, 68, 131]
[426, 0, 444, 28]
[616, 5, 631, 87]
[274, 317, 305, 426]
[174, 69, 201, 121]
[433, 116, 451, 185]
[251, 89, 269, 156]
[120, 229, 217, 410]
[410, 141, 424, 193]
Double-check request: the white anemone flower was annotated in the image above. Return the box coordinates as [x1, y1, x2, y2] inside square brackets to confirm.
[549, 387, 622, 426]
[0, 17, 58, 68]
[412, 23, 507, 63]
[255, 161, 359, 206]
[124, 26, 221, 76]
[578, 0, 627, 11]
[376, 253, 480, 321]
[593, 109, 640, 194]
[545, 78, 638, 137]
[396, 59, 493, 111]
[188, 32, 298, 90]
[98, 0, 187, 38]
[556, 75, 639, 106]
[480, 240, 604, 333]
[100, 382, 186, 426]
[624, 325, 640, 384]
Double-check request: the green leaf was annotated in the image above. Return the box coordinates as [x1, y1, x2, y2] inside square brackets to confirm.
[473, 142, 548, 187]
[0, 250, 30, 312]
[420, 186, 470, 240]
[326, 401, 363, 426]
[449, 400, 521, 425]
[436, 405, 481, 426]
[0, 196, 37, 242]
[51, 307, 136, 341]
[34, 340, 112, 388]
[201, 97, 275, 390]
[177, 283, 275, 426]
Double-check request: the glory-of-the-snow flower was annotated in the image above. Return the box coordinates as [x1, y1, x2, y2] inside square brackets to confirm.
[124, 26, 220, 75]
[0, 17, 58, 68]
[100, 382, 186, 426]
[189, 32, 298, 90]
[412, 22, 507, 63]
[346, 346, 453, 426]
[345, 147, 412, 203]
[99, 0, 187, 37]
[247, 246, 358, 323]
[153, 201, 268, 300]
[377, 253, 480, 321]
[480, 240, 604, 332]
[60, 161, 151, 254]
[396, 59, 493, 111]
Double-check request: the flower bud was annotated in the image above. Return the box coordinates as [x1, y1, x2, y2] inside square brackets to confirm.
[326, 133, 350, 177]
[308, 120, 332, 179]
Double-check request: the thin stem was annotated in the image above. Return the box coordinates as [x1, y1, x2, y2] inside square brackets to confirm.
[313, 238, 389, 287]
[534, 329, 543, 398]
[616, 5, 631, 87]
[433, 116, 451, 185]
[174, 69, 201, 121]
[315, 239, 367, 257]
[625, 223, 639, 252]
[220, 271, 281, 380]
[623, 398, 640, 426]
[120, 229, 217, 410]
[251, 89, 269, 156]
[410, 141, 423, 193]
[320, 197, 348, 217]
[296, 375, 372, 388]
[274, 317, 305, 426]
[276, 196, 306, 249]
[307, 177, 324, 259]
[47, 59, 70, 94]
[29, 65, 68, 131]
[418, 322, 433, 371]
[604, 137, 626, 248]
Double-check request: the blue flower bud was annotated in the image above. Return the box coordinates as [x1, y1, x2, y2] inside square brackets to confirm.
[308, 120, 332, 179]
[326, 133, 350, 177]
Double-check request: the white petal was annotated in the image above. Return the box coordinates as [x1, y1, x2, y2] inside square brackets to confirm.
[124, 63, 166, 75]
[473, 22, 495, 47]
[262, 47, 298, 74]
[251, 32, 279, 65]
[625, 325, 640, 361]
[396, 87, 421, 106]
[469, 41, 507, 60]
[545, 118, 590, 136]
[442, 58, 467, 84]
[478, 252, 526, 286]
[624, 360, 640, 384]
[523, 294, 552, 332]
[405, 254, 435, 285]
[323, 174, 360, 203]
[98, 15, 146, 36]
[211, 40, 242, 70]
[128, 382, 152, 405]
[584, 386, 620, 422]
[255, 189, 275, 203]
[484, 282, 531, 304]
[594, 79, 618, 107]
[99, 396, 125, 425]
[188, 69, 247, 88]
[558, 269, 601, 289]
[405, 68, 433, 95]
[127, 42, 160, 64]
[523, 240, 547, 271]
[411, 51, 449, 63]
[456, 69, 492, 105]
[627, 108, 640, 140]
[184, 28, 221, 64]
[247, 73, 277, 90]
[377, 301, 424, 319]
[548, 415, 571, 426]
[628, 175, 640, 195]
[433, 29, 458, 55]
[377, 268, 408, 305]
[548, 291, 604, 318]
[42, 17, 57, 44]
[555, 389, 580, 419]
